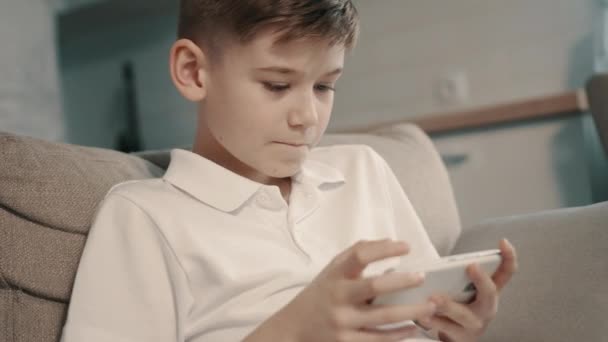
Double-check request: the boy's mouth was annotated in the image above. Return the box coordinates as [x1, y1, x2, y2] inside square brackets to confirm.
[275, 141, 308, 148]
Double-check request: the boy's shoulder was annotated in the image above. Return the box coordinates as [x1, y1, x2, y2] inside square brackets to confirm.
[101, 177, 173, 207]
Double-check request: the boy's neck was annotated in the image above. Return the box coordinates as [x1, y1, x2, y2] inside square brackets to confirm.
[192, 126, 293, 203]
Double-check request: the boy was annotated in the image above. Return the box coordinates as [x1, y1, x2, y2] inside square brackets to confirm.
[61, 1, 517, 341]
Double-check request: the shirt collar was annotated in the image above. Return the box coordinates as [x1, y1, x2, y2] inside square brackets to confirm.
[162, 149, 345, 213]
[293, 158, 345, 187]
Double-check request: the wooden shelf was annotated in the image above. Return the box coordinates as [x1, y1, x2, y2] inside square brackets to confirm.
[341, 90, 589, 135]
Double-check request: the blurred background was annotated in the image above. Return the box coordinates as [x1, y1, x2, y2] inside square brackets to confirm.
[1, 0, 607, 226]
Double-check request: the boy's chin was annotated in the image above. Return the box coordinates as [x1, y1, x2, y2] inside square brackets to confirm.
[262, 161, 303, 179]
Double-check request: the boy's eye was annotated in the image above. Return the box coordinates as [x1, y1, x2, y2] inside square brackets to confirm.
[262, 82, 290, 92]
[315, 84, 336, 93]
[262, 82, 336, 93]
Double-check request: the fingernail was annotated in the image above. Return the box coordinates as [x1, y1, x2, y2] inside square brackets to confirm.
[415, 272, 426, 281]
[384, 267, 396, 274]
[430, 295, 443, 306]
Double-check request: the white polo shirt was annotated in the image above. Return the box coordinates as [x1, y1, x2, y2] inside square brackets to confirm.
[61, 144, 439, 342]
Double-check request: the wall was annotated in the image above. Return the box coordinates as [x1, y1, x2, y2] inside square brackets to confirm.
[58, 1, 188, 150]
[0, 0, 64, 141]
[433, 116, 592, 227]
[336, 0, 595, 128]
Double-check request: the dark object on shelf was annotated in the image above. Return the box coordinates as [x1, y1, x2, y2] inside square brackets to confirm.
[115, 61, 143, 153]
[586, 74, 608, 157]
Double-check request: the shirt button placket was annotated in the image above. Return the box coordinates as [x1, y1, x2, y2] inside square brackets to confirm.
[288, 217, 312, 262]
[289, 184, 319, 262]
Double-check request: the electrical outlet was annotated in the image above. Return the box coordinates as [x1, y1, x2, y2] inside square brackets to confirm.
[434, 70, 470, 106]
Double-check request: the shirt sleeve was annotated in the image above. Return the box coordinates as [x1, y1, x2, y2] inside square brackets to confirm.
[375, 150, 440, 264]
[60, 193, 193, 342]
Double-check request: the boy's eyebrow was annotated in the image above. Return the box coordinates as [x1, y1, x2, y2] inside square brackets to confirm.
[256, 66, 343, 77]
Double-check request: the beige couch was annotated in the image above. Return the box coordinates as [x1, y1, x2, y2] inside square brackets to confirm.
[1, 123, 606, 341]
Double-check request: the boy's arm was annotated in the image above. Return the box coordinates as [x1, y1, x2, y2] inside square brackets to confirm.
[60, 193, 193, 342]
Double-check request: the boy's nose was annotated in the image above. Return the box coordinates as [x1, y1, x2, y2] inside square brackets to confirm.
[288, 95, 319, 128]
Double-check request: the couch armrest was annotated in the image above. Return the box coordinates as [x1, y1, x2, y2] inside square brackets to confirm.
[452, 202, 608, 342]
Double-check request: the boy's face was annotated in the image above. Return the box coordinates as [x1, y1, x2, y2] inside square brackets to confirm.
[198, 30, 345, 182]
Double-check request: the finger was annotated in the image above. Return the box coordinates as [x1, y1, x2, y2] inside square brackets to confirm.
[358, 324, 419, 341]
[335, 239, 409, 279]
[418, 315, 470, 342]
[430, 295, 484, 332]
[350, 324, 419, 342]
[348, 271, 425, 303]
[467, 263, 498, 315]
[354, 301, 437, 328]
[413, 319, 432, 331]
[492, 239, 518, 291]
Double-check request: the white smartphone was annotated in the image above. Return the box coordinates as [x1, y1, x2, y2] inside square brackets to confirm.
[373, 249, 502, 307]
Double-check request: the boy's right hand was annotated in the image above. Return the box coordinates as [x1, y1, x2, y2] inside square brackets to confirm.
[246, 239, 437, 342]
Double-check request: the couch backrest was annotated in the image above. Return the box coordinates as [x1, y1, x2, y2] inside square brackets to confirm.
[453, 201, 608, 342]
[0, 133, 162, 342]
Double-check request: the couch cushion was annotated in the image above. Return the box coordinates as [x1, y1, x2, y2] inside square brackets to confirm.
[453, 201, 608, 342]
[0, 134, 161, 235]
[0, 132, 162, 301]
[0, 211, 85, 301]
[0, 133, 163, 342]
[0, 289, 67, 342]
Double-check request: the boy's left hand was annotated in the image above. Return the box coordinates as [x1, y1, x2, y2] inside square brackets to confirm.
[418, 239, 518, 342]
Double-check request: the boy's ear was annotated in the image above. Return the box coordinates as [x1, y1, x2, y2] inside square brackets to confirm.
[169, 39, 208, 102]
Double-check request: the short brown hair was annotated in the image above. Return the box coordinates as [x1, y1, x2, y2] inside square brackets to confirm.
[178, 0, 359, 57]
